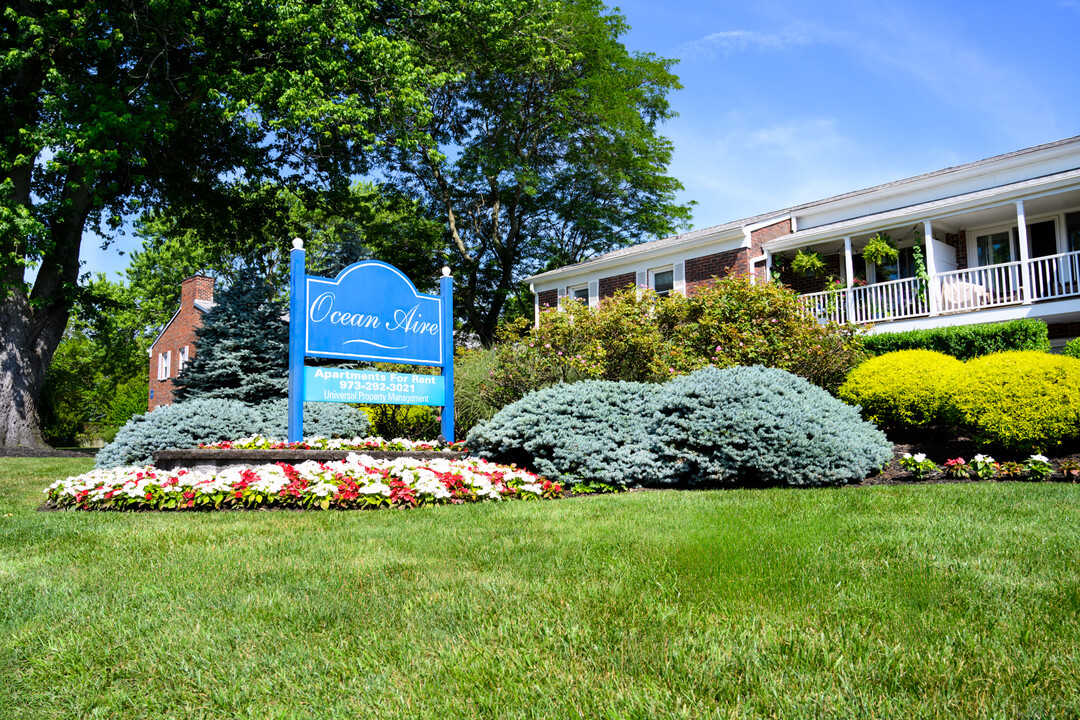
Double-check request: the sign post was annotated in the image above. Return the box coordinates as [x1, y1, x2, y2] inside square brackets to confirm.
[439, 267, 454, 442]
[287, 239, 455, 443]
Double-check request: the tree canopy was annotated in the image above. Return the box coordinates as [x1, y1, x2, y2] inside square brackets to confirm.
[0, 0, 448, 446]
[1, 0, 691, 447]
[378, 0, 693, 343]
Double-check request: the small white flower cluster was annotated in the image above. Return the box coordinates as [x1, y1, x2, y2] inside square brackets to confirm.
[45, 456, 551, 510]
[201, 435, 458, 451]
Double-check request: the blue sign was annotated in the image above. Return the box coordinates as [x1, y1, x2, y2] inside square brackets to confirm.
[305, 262, 443, 366]
[287, 240, 455, 443]
[303, 367, 445, 406]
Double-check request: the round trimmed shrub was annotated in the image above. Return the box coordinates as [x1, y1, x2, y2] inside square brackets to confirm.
[653, 366, 893, 487]
[96, 398, 370, 468]
[1062, 337, 1080, 359]
[466, 380, 661, 487]
[951, 351, 1080, 452]
[838, 349, 964, 429]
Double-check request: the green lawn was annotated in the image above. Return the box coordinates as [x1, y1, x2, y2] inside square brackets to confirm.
[2, 458, 1079, 719]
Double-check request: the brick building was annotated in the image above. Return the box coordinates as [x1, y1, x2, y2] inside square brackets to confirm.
[527, 136, 1080, 347]
[147, 275, 215, 410]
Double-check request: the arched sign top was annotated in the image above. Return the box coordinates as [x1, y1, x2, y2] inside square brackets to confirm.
[304, 260, 443, 366]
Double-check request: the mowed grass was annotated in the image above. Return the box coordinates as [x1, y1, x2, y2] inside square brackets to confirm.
[2, 458, 1079, 719]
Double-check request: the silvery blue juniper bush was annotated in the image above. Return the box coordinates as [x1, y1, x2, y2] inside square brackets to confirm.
[468, 365, 892, 488]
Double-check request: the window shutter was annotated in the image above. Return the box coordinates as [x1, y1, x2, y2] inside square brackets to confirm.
[673, 262, 685, 295]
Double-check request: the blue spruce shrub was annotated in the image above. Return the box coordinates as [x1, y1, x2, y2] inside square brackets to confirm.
[466, 380, 661, 487]
[653, 366, 892, 487]
[252, 399, 369, 439]
[96, 398, 369, 468]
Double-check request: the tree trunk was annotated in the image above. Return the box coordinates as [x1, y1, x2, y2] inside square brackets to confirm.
[0, 290, 54, 448]
[0, 178, 87, 449]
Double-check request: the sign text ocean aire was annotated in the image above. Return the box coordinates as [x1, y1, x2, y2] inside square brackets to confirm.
[308, 294, 440, 337]
[303, 262, 443, 365]
[303, 367, 445, 406]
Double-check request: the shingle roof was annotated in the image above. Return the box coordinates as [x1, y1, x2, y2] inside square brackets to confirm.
[526, 134, 1080, 283]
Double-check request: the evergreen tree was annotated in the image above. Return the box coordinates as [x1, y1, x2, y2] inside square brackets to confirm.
[173, 270, 288, 404]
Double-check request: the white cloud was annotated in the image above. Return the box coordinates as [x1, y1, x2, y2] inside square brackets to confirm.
[678, 27, 811, 59]
[664, 113, 939, 230]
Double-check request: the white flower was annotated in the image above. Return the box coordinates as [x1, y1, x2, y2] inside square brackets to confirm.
[912, 453, 926, 463]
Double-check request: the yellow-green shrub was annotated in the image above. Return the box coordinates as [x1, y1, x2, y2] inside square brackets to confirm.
[839, 350, 964, 429]
[951, 351, 1080, 452]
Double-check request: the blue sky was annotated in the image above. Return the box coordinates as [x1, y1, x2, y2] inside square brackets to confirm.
[79, 0, 1080, 279]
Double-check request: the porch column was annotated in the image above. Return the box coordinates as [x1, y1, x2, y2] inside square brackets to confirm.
[531, 283, 539, 326]
[843, 237, 855, 322]
[764, 249, 773, 282]
[923, 220, 939, 316]
[1016, 201, 1032, 305]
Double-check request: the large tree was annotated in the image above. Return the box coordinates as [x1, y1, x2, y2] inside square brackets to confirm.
[378, 0, 693, 344]
[0, 0, 444, 447]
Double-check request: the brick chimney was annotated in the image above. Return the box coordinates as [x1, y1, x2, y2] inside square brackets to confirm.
[180, 275, 214, 307]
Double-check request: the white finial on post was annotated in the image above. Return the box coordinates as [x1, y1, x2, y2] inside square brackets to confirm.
[441, 266, 451, 277]
[292, 238, 303, 250]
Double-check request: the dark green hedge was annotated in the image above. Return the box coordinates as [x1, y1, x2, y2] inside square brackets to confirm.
[863, 319, 1049, 360]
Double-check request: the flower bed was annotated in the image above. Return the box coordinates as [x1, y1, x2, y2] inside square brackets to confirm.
[199, 435, 465, 452]
[44, 455, 561, 511]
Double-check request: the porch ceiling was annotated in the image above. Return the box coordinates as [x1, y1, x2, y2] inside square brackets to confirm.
[775, 184, 1080, 256]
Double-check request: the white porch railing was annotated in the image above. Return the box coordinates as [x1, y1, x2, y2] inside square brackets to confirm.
[799, 249, 1080, 324]
[934, 262, 1022, 313]
[800, 276, 928, 324]
[1025, 250, 1080, 302]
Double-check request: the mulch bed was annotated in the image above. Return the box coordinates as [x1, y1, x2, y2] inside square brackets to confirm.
[856, 431, 1080, 486]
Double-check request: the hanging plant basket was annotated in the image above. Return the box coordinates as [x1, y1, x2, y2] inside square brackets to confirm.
[862, 232, 898, 266]
[791, 249, 827, 277]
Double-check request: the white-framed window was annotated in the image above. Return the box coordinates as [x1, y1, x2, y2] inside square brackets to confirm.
[568, 283, 589, 303]
[648, 266, 674, 297]
[157, 351, 171, 381]
[970, 216, 1061, 267]
[177, 346, 190, 374]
